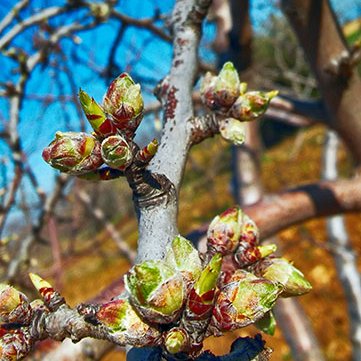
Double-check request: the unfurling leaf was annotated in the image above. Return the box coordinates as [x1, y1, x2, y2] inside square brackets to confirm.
[209, 270, 283, 335]
[125, 260, 186, 324]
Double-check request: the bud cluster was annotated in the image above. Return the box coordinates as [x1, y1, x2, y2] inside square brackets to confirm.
[42, 73, 157, 178]
[0, 209, 311, 360]
[200, 62, 278, 145]
[108, 218, 310, 357]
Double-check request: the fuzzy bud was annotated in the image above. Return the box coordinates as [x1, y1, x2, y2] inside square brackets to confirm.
[213, 62, 240, 108]
[0, 285, 32, 325]
[78, 89, 117, 138]
[42, 132, 103, 175]
[103, 73, 144, 137]
[219, 118, 246, 145]
[101, 135, 133, 170]
[254, 258, 312, 297]
[125, 260, 185, 324]
[209, 270, 283, 335]
[231, 90, 278, 122]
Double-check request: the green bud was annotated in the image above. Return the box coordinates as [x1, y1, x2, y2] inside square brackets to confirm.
[231, 90, 278, 122]
[207, 207, 245, 256]
[0, 285, 32, 325]
[78, 89, 116, 138]
[103, 73, 144, 137]
[125, 260, 185, 324]
[135, 139, 159, 165]
[164, 328, 189, 354]
[219, 118, 246, 145]
[164, 235, 202, 285]
[214, 62, 240, 108]
[200, 62, 240, 112]
[256, 258, 312, 297]
[101, 135, 133, 170]
[209, 270, 283, 335]
[42, 132, 103, 175]
[95, 298, 161, 346]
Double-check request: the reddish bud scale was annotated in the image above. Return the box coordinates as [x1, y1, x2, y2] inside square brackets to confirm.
[234, 245, 261, 268]
[97, 118, 118, 138]
[187, 288, 216, 318]
[39, 287, 65, 311]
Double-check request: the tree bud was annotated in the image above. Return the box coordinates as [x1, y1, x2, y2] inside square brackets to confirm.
[101, 135, 133, 170]
[135, 139, 159, 165]
[201, 62, 240, 113]
[0, 285, 32, 325]
[234, 244, 277, 268]
[95, 298, 161, 347]
[42, 132, 103, 175]
[219, 118, 246, 145]
[230, 90, 278, 122]
[255, 258, 312, 297]
[78, 89, 117, 138]
[125, 260, 186, 324]
[103, 73, 144, 137]
[186, 253, 222, 319]
[207, 207, 244, 256]
[209, 270, 283, 335]
[213, 62, 240, 108]
[164, 327, 189, 354]
[29, 273, 65, 311]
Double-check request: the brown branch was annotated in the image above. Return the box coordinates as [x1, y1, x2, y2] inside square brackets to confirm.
[281, 0, 361, 164]
[245, 177, 361, 240]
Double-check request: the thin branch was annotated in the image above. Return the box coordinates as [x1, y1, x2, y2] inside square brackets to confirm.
[0, 0, 29, 35]
[75, 189, 136, 263]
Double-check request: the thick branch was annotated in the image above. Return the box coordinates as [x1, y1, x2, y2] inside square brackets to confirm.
[281, 0, 361, 164]
[245, 177, 361, 240]
[136, 0, 212, 263]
